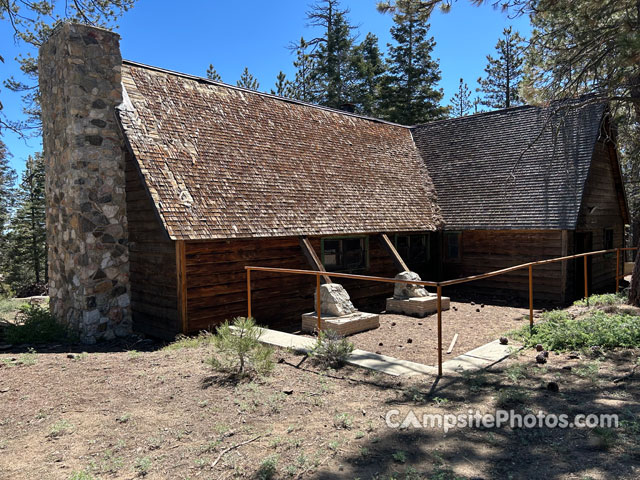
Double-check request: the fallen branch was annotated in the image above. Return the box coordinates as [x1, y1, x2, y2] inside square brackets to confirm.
[613, 366, 637, 384]
[211, 435, 262, 468]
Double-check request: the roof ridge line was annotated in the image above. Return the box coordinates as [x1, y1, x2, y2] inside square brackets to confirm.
[411, 104, 539, 128]
[411, 96, 607, 129]
[122, 59, 409, 128]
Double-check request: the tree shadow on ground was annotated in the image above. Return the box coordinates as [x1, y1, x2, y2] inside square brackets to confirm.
[314, 352, 640, 480]
[0, 334, 164, 355]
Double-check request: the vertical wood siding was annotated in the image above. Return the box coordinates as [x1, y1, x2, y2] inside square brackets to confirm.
[125, 154, 180, 339]
[574, 138, 626, 294]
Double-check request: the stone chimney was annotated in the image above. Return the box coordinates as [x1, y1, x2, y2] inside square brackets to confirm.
[39, 23, 131, 343]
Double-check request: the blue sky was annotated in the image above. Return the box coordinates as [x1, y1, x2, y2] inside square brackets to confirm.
[0, 0, 530, 176]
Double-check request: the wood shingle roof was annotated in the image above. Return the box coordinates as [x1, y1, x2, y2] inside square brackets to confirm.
[117, 61, 443, 240]
[411, 102, 607, 230]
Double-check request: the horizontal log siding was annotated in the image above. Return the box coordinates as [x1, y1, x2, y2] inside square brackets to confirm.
[125, 154, 180, 339]
[443, 230, 566, 302]
[184, 235, 404, 332]
[574, 139, 626, 294]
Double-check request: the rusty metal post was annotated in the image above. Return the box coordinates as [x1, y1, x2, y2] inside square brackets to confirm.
[584, 255, 589, 305]
[437, 285, 442, 377]
[247, 268, 252, 319]
[528, 264, 533, 331]
[316, 273, 322, 333]
[616, 248, 620, 293]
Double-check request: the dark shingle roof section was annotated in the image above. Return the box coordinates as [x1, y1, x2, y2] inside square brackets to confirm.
[118, 61, 442, 240]
[411, 102, 606, 230]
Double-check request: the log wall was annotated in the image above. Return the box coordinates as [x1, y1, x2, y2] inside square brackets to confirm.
[125, 154, 180, 339]
[183, 235, 409, 333]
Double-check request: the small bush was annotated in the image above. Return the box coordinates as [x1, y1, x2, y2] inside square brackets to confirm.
[512, 309, 640, 351]
[573, 293, 626, 307]
[48, 419, 74, 438]
[495, 387, 529, 408]
[333, 412, 353, 429]
[256, 454, 278, 480]
[163, 331, 215, 350]
[392, 450, 407, 463]
[133, 456, 151, 476]
[68, 471, 96, 480]
[5, 304, 76, 344]
[310, 330, 354, 369]
[207, 317, 274, 376]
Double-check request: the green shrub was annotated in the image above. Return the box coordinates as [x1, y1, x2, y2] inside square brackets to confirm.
[207, 317, 274, 376]
[310, 330, 354, 369]
[573, 293, 627, 307]
[256, 454, 278, 480]
[133, 456, 151, 476]
[68, 471, 96, 480]
[5, 304, 77, 344]
[513, 309, 640, 351]
[495, 387, 529, 408]
[0, 297, 25, 321]
[163, 331, 215, 350]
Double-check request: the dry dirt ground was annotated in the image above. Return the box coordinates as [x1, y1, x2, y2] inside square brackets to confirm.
[344, 301, 531, 365]
[1, 303, 639, 480]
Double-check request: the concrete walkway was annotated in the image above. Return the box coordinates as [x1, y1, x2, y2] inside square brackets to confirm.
[255, 327, 515, 377]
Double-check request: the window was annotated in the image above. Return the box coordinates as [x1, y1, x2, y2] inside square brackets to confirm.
[394, 234, 430, 265]
[603, 228, 614, 250]
[445, 232, 461, 261]
[321, 237, 368, 271]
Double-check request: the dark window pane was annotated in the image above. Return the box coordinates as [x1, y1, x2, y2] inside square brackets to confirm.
[409, 235, 426, 262]
[446, 233, 460, 260]
[396, 235, 410, 260]
[323, 240, 339, 267]
[322, 237, 367, 271]
[604, 229, 614, 250]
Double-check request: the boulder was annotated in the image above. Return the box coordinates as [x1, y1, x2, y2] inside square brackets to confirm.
[315, 283, 357, 317]
[393, 271, 431, 299]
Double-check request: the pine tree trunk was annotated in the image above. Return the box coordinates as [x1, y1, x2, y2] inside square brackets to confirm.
[627, 0, 640, 306]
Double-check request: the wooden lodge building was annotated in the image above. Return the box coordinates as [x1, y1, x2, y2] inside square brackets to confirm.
[117, 60, 443, 338]
[412, 103, 629, 303]
[38, 24, 629, 341]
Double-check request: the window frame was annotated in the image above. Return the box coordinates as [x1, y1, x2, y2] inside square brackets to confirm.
[320, 235, 370, 272]
[393, 233, 431, 265]
[603, 227, 615, 258]
[444, 231, 462, 262]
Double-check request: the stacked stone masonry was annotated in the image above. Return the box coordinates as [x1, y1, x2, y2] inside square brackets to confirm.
[39, 23, 132, 343]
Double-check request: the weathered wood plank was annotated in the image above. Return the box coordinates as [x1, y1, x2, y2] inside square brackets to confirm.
[378, 233, 409, 272]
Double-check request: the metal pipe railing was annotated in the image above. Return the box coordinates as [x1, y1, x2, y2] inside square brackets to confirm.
[245, 246, 638, 377]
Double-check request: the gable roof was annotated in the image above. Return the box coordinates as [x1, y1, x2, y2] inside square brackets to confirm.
[411, 101, 609, 230]
[117, 61, 443, 241]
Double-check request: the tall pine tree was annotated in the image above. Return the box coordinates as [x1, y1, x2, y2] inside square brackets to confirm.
[306, 0, 357, 108]
[289, 37, 315, 102]
[206, 64, 222, 82]
[449, 78, 472, 117]
[237, 67, 260, 91]
[1, 0, 137, 135]
[271, 71, 292, 96]
[477, 27, 525, 109]
[0, 140, 15, 238]
[349, 33, 385, 116]
[377, 0, 447, 125]
[2, 153, 46, 294]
